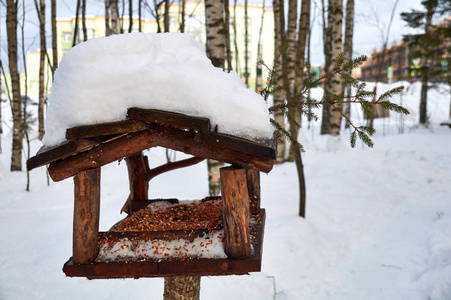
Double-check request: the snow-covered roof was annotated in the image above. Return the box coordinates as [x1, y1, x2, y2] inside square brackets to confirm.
[42, 32, 273, 148]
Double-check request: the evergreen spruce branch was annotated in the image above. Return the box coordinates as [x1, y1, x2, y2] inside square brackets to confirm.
[329, 102, 375, 148]
[350, 131, 357, 148]
[334, 52, 345, 70]
[270, 118, 305, 153]
[357, 130, 374, 148]
[378, 101, 410, 115]
[375, 86, 405, 102]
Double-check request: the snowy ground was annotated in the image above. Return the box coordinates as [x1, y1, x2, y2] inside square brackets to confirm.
[1, 82, 451, 299]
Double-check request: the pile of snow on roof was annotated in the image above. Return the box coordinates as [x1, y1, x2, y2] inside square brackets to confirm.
[42, 32, 273, 147]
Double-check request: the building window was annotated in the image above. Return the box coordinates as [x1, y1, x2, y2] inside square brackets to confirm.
[62, 32, 72, 43]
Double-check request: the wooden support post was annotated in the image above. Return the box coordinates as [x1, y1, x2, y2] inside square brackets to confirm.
[73, 168, 101, 264]
[246, 168, 260, 215]
[122, 152, 150, 214]
[220, 166, 251, 259]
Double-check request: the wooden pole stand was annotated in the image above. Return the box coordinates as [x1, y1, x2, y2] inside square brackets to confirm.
[73, 168, 101, 264]
[220, 166, 251, 259]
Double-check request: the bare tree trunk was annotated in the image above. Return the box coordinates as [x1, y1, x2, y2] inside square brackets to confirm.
[419, 2, 434, 125]
[129, 0, 133, 32]
[343, 0, 354, 128]
[273, 0, 286, 163]
[164, 0, 170, 32]
[82, 0, 87, 41]
[321, 0, 343, 135]
[163, 276, 201, 300]
[105, 0, 111, 35]
[20, 3, 31, 190]
[138, 0, 143, 32]
[320, 0, 331, 134]
[37, 0, 46, 140]
[224, 0, 232, 72]
[289, 0, 310, 160]
[7, 0, 23, 171]
[51, 0, 58, 73]
[111, 0, 119, 35]
[73, 0, 81, 46]
[233, 0, 240, 73]
[180, 0, 185, 32]
[154, 0, 162, 33]
[205, 0, 225, 69]
[244, 0, 249, 85]
[255, 0, 265, 93]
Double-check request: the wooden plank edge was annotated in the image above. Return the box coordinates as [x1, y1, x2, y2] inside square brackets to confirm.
[194, 131, 276, 160]
[66, 120, 148, 140]
[127, 107, 211, 132]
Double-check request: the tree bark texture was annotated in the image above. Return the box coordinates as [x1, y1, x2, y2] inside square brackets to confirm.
[164, 0, 170, 32]
[273, 0, 285, 163]
[205, 0, 225, 70]
[73, 0, 80, 46]
[73, 168, 101, 264]
[122, 152, 150, 214]
[220, 167, 251, 259]
[343, 0, 354, 128]
[110, 0, 119, 35]
[321, 0, 344, 135]
[129, 0, 133, 33]
[289, 0, 311, 160]
[285, 0, 298, 161]
[7, 0, 23, 171]
[51, 0, 58, 73]
[163, 276, 201, 300]
[205, 0, 226, 197]
[38, 0, 46, 140]
[224, 0, 232, 72]
[82, 0, 87, 41]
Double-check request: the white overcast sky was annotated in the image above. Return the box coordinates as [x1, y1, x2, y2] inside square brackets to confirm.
[0, 0, 426, 69]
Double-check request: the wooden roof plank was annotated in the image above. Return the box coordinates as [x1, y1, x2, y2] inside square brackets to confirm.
[127, 107, 211, 132]
[194, 132, 276, 160]
[27, 139, 102, 171]
[66, 120, 148, 140]
[47, 125, 274, 182]
[27, 134, 128, 171]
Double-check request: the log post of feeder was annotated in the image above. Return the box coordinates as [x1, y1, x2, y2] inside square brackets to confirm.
[121, 152, 150, 214]
[246, 168, 260, 215]
[73, 168, 101, 264]
[220, 166, 251, 259]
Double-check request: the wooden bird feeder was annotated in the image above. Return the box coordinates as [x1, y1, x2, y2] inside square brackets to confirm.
[27, 108, 275, 279]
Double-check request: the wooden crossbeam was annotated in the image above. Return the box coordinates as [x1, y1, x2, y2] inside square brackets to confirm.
[47, 125, 274, 182]
[194, 131, 276, 160]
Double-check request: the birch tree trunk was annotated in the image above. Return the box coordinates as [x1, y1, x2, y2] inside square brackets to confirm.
[343, 0, 354, 128]
[111, 0, 119, 35]
[273, 0, 285, 163]
[321, 0, 344, 135]
[7, 0, 23, 171]
[38, 0, 46, 140]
